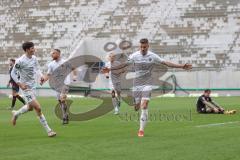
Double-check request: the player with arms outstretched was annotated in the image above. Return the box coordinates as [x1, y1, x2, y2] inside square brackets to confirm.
[102, 38, 192, 137]
[11, 42, 56, 137]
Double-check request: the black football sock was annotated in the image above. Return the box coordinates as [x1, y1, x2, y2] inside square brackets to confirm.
[11, 96, 17, 108]
[16, 95, 26, 104]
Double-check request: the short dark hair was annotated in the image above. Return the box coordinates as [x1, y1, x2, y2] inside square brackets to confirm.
[54, 49, 61, 54]
[204, 89, 211, 93]
[10, 58, 15, 63]
[139, 38, 149, 44]
[22, 42, 34, 52]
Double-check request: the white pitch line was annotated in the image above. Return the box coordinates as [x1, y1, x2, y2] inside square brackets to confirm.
[195, 121, 240, 128]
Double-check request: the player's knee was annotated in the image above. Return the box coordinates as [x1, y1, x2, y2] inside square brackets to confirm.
[60, 95, 67, 102]
[142, 105, 148, 109]
[60, 99, 66, 103]
[116, 91, 121, 97]
[141, 101, 148, 109]
[28, 106, 33, 111]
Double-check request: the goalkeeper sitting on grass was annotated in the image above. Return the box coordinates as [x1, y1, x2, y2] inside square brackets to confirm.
[196, 89, 236, 114]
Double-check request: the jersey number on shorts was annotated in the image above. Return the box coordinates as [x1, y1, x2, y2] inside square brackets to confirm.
[26, 95, 32, 101]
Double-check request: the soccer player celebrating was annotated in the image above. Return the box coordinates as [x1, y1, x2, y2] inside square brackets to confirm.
[102, 38, 192, 137]
[105, 52, 124, 115]
[11, 42, 56, 137]
[40, 49, 77, 124]
[7, 58, 25, 110]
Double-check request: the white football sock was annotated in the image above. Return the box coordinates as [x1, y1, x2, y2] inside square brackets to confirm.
[38, 114, 51, 133]
[140, 108, 148, 131]
[15, 105, 28, 116]
[114, 105, 119, 112]
[112, 97, 118, 107]
[112, 97, 120, 113]
[116, 96, 121, 107]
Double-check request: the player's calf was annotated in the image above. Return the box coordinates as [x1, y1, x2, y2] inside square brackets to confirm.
[138, 99, 149, 137]
[30, 100, 56, 137]
[58, 100, 69, 124]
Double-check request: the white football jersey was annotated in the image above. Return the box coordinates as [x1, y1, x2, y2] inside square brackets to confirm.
[47, 58, 72, 85]
[11, 54, 42, 89]
[105, 61, 122, 84]
[127, 51, 165, 86]
[47, 59, 66, 75]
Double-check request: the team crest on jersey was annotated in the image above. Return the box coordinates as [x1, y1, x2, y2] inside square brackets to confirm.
[15, 64, 20, 69]
[149, 58, 152, 62]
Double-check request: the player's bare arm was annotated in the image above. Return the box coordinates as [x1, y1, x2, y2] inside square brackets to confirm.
[101, 62, 129, 74]
[162, 61, 192, 70]
[202, 100, 219, 112]
[211, 101, 224, 110]
[40, 74, 50, 86]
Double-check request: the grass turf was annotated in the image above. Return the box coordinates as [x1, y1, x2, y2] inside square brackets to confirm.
[0, 96, 240, 160]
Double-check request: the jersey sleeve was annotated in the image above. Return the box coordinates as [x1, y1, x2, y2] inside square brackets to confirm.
[10, 59, 21, 83]
[127, 54, 134, 64]
[209, 97, 212, 102]
[47, 63, 53, 75]
[153, 53, 165, 64]
[200, 96, 206, 102]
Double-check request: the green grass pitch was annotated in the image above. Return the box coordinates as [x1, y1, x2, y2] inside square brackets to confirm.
[0, 96, 240, 160]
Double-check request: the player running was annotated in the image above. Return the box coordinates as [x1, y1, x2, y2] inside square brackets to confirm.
[7, 58, 25, 110]
[102, 38, 192, 137]
[11, 42, 56, 137]
[105, 52, 124, 115]
[40, 49, 76, 124]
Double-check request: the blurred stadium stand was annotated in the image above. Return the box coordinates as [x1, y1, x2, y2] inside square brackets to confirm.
[1, 0, 240, 95]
